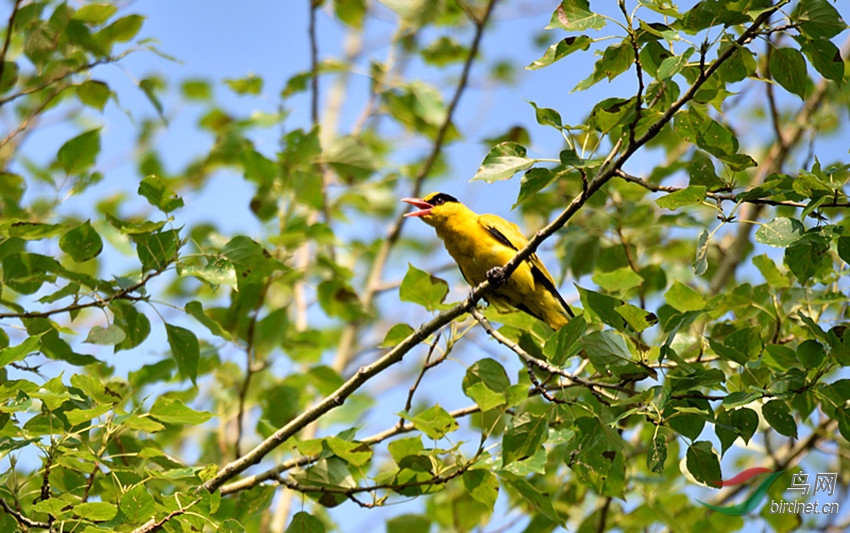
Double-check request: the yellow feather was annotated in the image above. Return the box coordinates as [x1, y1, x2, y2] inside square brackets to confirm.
[407, 193, 573, 329]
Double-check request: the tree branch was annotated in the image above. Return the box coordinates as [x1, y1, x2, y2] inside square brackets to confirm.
[0, 269, 163, 320]
[0, 497, 51, 530]
[615, 169, 850, 209]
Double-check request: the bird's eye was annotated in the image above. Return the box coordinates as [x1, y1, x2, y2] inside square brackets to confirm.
[432, 198, 444, 206]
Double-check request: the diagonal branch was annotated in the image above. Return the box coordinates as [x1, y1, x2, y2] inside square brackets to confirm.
[0, 497, 51, 530]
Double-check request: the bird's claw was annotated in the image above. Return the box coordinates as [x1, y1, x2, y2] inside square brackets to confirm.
[486, 266, 507, 286]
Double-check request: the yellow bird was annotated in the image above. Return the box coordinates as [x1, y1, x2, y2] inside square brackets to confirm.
[402, 192, 574, 329]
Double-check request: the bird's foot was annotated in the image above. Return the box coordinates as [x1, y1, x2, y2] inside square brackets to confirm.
[486, 266, 507, 287]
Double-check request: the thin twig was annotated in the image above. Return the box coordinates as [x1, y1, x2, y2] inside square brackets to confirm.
[400, 331, 445, 426]
[469, 308, 630, 399]
[131, 497, 202, 533]
[0, 0, 23, 103]
[0, 269, 163, 320]
[234, 281, 270, 459]
[0, 497, 51, 530]
[219, 404, 482, 495]
[615, 169, 850, 209]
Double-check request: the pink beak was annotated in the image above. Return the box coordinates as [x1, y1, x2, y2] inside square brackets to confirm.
[401, 197, 433, 218]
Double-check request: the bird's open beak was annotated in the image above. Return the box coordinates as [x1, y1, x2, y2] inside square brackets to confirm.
[401, 197, 433, 218]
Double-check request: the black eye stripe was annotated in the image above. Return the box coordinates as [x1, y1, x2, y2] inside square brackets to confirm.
[429, 193, 458, 206]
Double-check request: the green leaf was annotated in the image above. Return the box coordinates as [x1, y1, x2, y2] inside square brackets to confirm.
[59, 220, 103, 262]
[181, 79, 212, 100]
[165, 324, 200, 385]
[547, 0, 606, 31]
[574, 41, 632, 91]
[577, 286, 626, 330]
[149, 396, 213, 425]
[567, 417, 625, 497]
[225, 74, 263, 95]
[462, 358, 510, 412]
[386, 515, 430, 533]
[798, 339, 826, 368]
[837, 236, 850, 265]
[382, 81, 458, 139]
[797, 35, 844, 86]
[72, 4, 118, 24]
[84, 324, 126, 346]
[286, 511, 325, 533]
[529, 101, 563, 129]
[114, 305, 152, 352]
[665, 281, 705, 312]
[686, 441, 721, 487]
[762, 400, 797, 438]
[785, 237, 828, 283]
[657, 47, 694, 79]
[122, 415, 165, 433]
[0, 335, 43, 367]
[320, 135, 376, 182]
[592, 267, 643, 293]
[543, 315, 585, 366]
[504, 477, 564, 526]
[755, 217, 805, 247]
[139, 77, 164, 116]
[655, 186, 706, 209]
[515, 168, 558, 207]
[616, 303, 658, 333]
[421, 36, 466, 66]
[769, 47, 808, 99]
[57, 129, 101, 175]
[324, 437, 372, 467]
[0, 61, 18, 91]
[752, 254, 791, 287]
[317, 280, 367, 321]
[74, 501, 117, 521]
[472, 142, 535, 182]
[65, 404, 112, 426]
[526, 35, 591, 70]
[792, 0, 845, 39]
[399, 264, 449, 311]
[5, 222, 64, 239]
[647, 433, 667, 474]
[581, 330, 649, 379]
[707, 337, 749, 365]
[673, 110, 754, 170]
[400, 404, 458, 440]
[693, 228, 709, 275]
[380, 323, 414, 348]
[133, 229, 180, 272]
[181, 257, 237, 288]
[119, 484, 156, 525]
[462, 469, 498, 510]
[220, 236, 281, 288]
[715, 407, 758, 455]
[502, 411, 548, 467]
[3, 253, 64, 294]
[76, 80, 111, 110]
[138, 175, 184, 212]
[100, 14, 144, 43]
